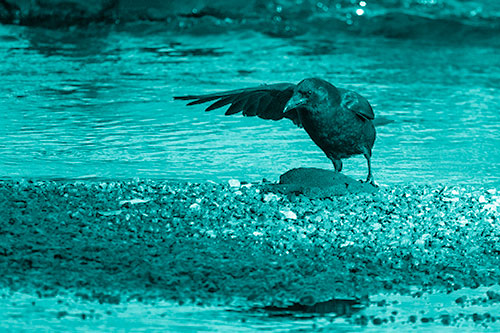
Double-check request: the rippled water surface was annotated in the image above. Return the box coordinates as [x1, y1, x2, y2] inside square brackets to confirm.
[1, 22, 499, 186]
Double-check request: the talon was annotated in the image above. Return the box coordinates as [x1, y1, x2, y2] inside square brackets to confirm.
[363, 175, 377, 187]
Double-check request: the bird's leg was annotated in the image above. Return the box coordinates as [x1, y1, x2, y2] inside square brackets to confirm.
[364, 152, 376, 186]
[331, 158, 342, 172]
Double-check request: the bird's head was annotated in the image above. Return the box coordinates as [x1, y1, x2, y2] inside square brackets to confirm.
[284, 78, 338, 113]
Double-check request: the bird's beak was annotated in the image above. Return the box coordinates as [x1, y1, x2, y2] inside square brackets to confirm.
[284, 95, 307, 113]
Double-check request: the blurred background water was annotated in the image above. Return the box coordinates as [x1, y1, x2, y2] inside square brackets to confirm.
[0, 0, 499, 186]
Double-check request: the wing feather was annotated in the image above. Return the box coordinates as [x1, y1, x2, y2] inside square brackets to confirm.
[205, 96, 235, 111]
[174, 83, 299, 125]
[242, 94, 263, 117]
[225, 98, 246, 115]
[186, 96, 221, 106]
[339, 89, 375, 121]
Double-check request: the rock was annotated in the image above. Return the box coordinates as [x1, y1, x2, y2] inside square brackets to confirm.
[1, 0, 255, 26]
[272, 167, 378, 197]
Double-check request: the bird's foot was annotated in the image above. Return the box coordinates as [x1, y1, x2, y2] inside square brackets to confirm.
[361, 175, 377, 187]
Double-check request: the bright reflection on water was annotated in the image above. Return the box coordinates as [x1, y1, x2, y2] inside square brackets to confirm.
[1, 24, 499, 186]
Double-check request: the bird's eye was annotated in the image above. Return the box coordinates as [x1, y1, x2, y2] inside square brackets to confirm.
[308, 90, 313, 96]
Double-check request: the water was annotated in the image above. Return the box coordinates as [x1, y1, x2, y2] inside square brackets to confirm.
[1, 4, 500, 187]
[2, 287, 500, 331]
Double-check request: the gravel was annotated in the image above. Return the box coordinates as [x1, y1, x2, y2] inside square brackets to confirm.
[1, 174, 499, 326]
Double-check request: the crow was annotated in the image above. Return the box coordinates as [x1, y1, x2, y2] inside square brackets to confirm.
[175, 78, 377, 184]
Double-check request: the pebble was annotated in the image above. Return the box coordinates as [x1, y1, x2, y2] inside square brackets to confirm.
[263, 193, 280, 202]
[340, 240, 354, 247]
[97, 210, 122, 217]
[189, 203, 201, 210]
[414, 238, 426, 247]
[483, 203, 498, 213]
[228, 179, 240, 188]
[119, 198, 151, 206]
[205, 230, 216, 238]
[280, 210, 297, 220]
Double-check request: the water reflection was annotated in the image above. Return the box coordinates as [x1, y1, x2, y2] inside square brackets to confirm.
[261, 298, 364, 317]
[19, 26, 112, 58]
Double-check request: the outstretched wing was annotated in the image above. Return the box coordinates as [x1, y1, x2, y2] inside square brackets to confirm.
[174, 83, 301, 126]
[339, 88, 375, 121]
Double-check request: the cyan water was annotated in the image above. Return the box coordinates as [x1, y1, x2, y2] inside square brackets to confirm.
[1, 2, 500, 187]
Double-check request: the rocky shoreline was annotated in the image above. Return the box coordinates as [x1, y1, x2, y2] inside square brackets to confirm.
[1, 170, 500, 328]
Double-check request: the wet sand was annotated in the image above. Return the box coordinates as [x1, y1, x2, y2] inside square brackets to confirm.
[1, 170, 500, 330]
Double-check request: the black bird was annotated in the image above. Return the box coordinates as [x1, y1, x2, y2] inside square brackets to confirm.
[175, 78, 377, 184]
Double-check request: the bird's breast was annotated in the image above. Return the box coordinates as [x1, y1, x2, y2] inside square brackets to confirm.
[298, 106, 374, 158]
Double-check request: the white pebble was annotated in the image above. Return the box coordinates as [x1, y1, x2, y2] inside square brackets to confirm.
[189, 203, 200, 210]
[487, 189, 497, 195]
[458, 216, 469, 227]
[340, 240, 354, 248]
[228, 179, 241, 188]
[119, 198, 151, 206]
[483, 204, 498, 213]
[280, 210, 297, 220]
[414, 239, 425, 247]
[478, 195, 487, 203]
[263, 193, 280, 202]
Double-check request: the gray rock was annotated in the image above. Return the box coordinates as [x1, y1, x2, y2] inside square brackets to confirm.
[272, 167, 377, 197]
